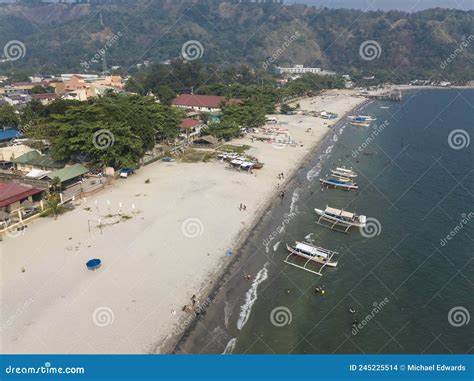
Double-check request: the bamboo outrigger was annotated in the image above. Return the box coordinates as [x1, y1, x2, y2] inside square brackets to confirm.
[315, 206, 366, 233]
[284, 241, 338, 276]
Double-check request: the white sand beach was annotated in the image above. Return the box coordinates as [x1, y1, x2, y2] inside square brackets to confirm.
[0, 90, 367, 354]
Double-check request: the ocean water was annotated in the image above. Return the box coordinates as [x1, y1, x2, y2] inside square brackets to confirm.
[177, 89, 473, 354]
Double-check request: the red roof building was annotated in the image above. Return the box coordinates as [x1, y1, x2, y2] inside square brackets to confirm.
[0, 182, 43, 211]
[180, 118, 202, 129]
[172, 94, 240, 112]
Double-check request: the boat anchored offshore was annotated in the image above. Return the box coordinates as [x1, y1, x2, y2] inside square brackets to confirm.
[315, 206, 366, 233]
[285, 241, 338, 276]
[330, 166, 357, 178]
[349, 115, 377, 121]
[319, 176, 358, 190]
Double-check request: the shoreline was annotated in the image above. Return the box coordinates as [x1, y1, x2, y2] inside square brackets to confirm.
[0, 90, 370, 355]
[169, 95, 372, 354]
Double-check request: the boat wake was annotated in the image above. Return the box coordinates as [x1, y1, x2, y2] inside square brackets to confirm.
[222, 338, 237, 354]
[236, 262, 269, 330]
[224, 300, 233, 328]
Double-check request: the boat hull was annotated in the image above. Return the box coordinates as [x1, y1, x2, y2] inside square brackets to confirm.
[314, 208, 366, 228]
[320, 178, 358, 190]
[285, 244, 338, 267]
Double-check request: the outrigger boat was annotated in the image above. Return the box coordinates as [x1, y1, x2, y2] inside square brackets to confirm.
[285, 241, 338, 276]
[330, 166, 357, 178]
[349, 115, 377, 121]
[350, 121, 370, 127]
[315, 206, 366, 233]
[319, 176, 358, 190]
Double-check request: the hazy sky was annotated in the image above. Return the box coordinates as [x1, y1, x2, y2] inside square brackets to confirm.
[284, 0, 474, 11]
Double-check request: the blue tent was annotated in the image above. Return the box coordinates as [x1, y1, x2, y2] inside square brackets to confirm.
[0, 129, 20, 142]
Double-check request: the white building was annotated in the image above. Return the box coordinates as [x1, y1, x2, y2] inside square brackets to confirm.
[277, 65, 335, 76]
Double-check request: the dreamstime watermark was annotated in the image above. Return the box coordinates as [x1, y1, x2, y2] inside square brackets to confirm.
[359, 217, 382, 238]
[440, 212, 474, 247]
[3, 40, 26, 61]
[181, 40, 204, 61]
[80, 31, 122, 69]
[0, 297, 34, 333]
[181, 217, 204, 238]
[352, 298, 390, 335]
[262, 31, 301, 69]
[92, 306, 115, 327]
[352, 120, 390, 158]
[448, 306, 470, 327]
[92, 129, 114, 150]
[448, 129, 470, 150]
[359, 40, 382, 61]
[262, 211, 298, 248]
[270, 306, 292, 327]
[440, 35, 474, 69]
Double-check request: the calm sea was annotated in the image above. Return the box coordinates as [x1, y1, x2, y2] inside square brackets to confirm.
[176, 89, 473, 354]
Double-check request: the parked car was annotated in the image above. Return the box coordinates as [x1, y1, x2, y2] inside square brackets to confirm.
[119, 168, 135, 178]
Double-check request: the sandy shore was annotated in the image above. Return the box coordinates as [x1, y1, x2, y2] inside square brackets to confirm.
[0, 90, 367, 354]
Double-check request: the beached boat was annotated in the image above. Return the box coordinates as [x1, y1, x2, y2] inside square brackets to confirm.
[330, 166, 357, 178]
[319, 177, 358, 190]
[253, 162, 265, 169]
[315, 206, 366, 233]
[285, 241, 338, 276]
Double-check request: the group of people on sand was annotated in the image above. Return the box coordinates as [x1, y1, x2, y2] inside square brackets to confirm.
[182, 294, 200, 314]
[239, 203, 247, 211]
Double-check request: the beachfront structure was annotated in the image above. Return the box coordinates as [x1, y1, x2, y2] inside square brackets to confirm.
[0, 129, 20, 143]
[44, 164, 89, 189]
[277, 65, 336, 76]
[12, 151, 64, 173]
[172, 94, 241, 113]
[179, 118, 204, 141]
[0, 182, 43, 213]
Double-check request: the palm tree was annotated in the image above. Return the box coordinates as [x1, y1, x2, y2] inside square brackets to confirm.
[45, 194, 61, 220]
[50, 176, 61, 193]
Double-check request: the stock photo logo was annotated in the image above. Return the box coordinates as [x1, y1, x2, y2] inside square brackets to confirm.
[181, 217, 204, 238]
[270, 306, 292, 327]
[92, 306, 115, 327]
[181, 40, 204, 61]
[359, 217, 382, 238]
[448, 306, 470, 328]
[92, 129, 115, 150]
[359, 40, 382, 61]
[3, 40, 26, 61]
[448, 129, 470, 150]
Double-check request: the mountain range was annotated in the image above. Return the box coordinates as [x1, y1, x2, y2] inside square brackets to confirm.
[0, 0, 472, 80]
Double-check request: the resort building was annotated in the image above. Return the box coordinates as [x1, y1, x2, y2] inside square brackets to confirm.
[44, 164, 90, 189]
[172, 94, 241, 113]
[0, 182, 43, 214]
[12, 151, 64, 173]
[179, 119, 204, 141]
[277, 65, 336, 77]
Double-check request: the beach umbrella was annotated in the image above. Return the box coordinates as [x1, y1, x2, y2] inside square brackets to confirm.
[86, 258, 102, 271]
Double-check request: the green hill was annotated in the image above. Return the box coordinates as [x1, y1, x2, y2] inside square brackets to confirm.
[0, 1, 472, 80]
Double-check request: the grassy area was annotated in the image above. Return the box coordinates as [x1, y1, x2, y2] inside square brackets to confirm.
[180, 149, 215, 163]
[217, 144, 251, 154]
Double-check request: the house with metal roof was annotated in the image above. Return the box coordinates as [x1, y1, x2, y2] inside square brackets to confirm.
[45, 164, 89, 188]
[0, 182, 44, 213]
[12, 150, 64, 172]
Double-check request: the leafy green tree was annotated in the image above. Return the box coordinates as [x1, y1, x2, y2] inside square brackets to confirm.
[0, 104, 20, 128]
[206, 120, 240, 140]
